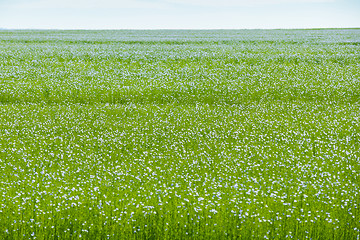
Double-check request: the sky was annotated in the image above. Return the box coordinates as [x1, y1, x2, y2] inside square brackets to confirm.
[0, 0, 359, 29]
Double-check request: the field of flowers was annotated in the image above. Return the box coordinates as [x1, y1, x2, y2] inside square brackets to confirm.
[0, 29, 360, 239]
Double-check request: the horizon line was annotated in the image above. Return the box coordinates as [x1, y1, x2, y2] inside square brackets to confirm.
[1, 27, 360, 31]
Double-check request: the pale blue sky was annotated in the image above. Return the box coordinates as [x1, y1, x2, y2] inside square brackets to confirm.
[0, 0, 359, 29]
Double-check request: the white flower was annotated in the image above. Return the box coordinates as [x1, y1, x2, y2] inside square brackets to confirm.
[210, 209, 218, 214]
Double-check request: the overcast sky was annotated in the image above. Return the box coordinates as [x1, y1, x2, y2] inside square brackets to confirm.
[0, 0, 359, 29]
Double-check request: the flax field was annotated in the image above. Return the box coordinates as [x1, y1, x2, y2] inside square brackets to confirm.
[0, 29, 360, 239]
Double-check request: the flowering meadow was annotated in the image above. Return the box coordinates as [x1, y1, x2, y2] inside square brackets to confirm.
[0, 29, 359, 239]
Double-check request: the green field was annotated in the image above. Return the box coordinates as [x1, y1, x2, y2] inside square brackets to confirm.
[0, 29, 360, 239]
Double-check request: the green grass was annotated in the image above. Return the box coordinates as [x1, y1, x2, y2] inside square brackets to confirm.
[0, 29, 359, 239]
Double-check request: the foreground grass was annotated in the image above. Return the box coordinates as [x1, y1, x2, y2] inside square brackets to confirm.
[0, 29, 360, 239]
